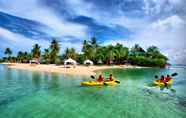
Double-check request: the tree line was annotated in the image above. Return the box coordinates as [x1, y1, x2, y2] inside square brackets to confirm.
[2, 37, 168, 67]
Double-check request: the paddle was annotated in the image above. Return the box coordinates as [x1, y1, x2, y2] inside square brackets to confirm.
[154, 75, 159, 79]
[90, 75, 96, 79]
[154, 72, 178, 79]
[115, 80, 120, 83]
[171, 72, 178, 77]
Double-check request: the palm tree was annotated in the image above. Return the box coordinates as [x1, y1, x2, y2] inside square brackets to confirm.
[114, 43, 128, 64]
[130, 44, 145, 56]
[64, 48, 77, 59]
[147, 46, 167, 60]
[17, 51, 24, 63]
[147, 46, 160, 55]
[106, 45, 115, 65]
[50, 39, 60, 64]
[90, 37, 99, 62]
[4, 48, 12, 62]
[23, 52, 29, 63]
[31, 44, 41, 59]
[43, 49, 50, 64]
[82, 40, 92, 59]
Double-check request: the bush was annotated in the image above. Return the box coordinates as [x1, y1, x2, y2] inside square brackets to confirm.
[128, 56, 166, 67]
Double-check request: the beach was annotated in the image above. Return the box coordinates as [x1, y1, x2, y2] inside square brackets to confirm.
[4, 63, 144, 76]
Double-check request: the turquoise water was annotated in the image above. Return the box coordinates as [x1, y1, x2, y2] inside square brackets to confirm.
[0, 65, 186, 118]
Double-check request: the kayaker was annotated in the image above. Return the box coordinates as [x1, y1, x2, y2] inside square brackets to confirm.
[108, 74, 113, 81]
[165, 75, 172, 82]
[97, 75, 104, 82]
[160, 75, 164, 82]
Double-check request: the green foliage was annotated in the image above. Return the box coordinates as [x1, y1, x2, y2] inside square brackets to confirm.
[4, 48, 12, 62]
[17, 51, 24, 63]
[114, 43, 129, 64]
[42, 48, 50, 64]
[31, 44, 41, 59]
[2, 37, 168, 67]
[76, 54, 85, 64]
[64, 48, 77, 60]
[129, 44, 146, 57]
[49, 39, 60, 64]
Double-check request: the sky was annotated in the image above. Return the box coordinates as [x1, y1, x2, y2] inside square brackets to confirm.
[0, 0, 185, 64]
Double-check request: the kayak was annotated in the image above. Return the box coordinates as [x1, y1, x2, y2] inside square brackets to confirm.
[153, 79, 173, 86]
[81, 79, 120, 86]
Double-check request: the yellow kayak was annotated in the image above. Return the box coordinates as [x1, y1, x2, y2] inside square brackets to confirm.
[81, 79, 120, 86]
[153, 79, 173, 86]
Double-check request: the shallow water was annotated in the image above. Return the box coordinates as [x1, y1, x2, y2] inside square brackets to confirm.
[0, 65, 186, 118]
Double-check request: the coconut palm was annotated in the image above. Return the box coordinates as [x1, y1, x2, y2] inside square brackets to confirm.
[130, 44, 145, 56]
[90, 37, 99, 62]
[31, 44, 41, 59]
[4, 48, 12, 62]
[147, 46, 160, 56]
[82, 40, 92, 59]
[105, 45, 115, 64]
[50, 39, 60, 64]
[43, 49, 50, 64]
[114, 43, 129, 64]
[64, 48, 77, 59]
[95, 47, 105, 64]
[147, 46, 167, 60]
[23, 52, 29, 63]
[17, 51, 24, 63]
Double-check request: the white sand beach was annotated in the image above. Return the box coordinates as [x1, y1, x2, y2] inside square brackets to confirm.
[4, 63, 145, 76]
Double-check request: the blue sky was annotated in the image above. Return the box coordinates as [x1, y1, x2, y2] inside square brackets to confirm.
[0, 0, 185, 64]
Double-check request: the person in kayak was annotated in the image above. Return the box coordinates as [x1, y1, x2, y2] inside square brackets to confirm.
[97, 74, 104, 82]
[108, 74, 113, 81]
[165, 75, 172, 82]
[160, 75, 164, 82]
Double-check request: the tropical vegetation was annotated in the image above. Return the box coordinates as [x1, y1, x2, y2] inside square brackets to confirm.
[1, 37, 168, 67]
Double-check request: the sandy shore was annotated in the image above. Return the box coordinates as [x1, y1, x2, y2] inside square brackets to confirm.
[3, 63, 145, 76]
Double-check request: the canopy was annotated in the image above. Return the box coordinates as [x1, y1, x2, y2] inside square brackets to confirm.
[84, 59, 93, 65]
[64, 58, 77, 65]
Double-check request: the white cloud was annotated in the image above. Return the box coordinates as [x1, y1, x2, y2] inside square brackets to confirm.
[0, 27, 50, 55]
[104, 15, 186, 64]
[0, 27, 83, 56]
[0, 0, 88, 39]
[143, 0, 185, 16]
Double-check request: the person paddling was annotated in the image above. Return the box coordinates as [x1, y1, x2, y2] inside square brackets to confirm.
[97, 74, 104, 82]
[165, 75, 172, 82]
[108, 74, 113, 81]
[160, 75, 164, 82]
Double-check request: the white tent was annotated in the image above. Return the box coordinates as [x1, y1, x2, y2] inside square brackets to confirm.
[84, 59, 93, 65]
[64, 58, 77, 65]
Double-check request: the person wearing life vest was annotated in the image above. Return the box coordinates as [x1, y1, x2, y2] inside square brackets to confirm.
[97, 74, 104, 82]
[165, 75, 172, 82]
[108, 74, 113, 81]
[160, 75, 164, 82]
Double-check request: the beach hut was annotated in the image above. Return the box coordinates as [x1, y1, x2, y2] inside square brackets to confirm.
[84, 59, 93, 65]
[64, 58, 77, 68]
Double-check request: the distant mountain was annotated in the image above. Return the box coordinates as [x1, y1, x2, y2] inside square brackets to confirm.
[0, 11, 53, 40]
